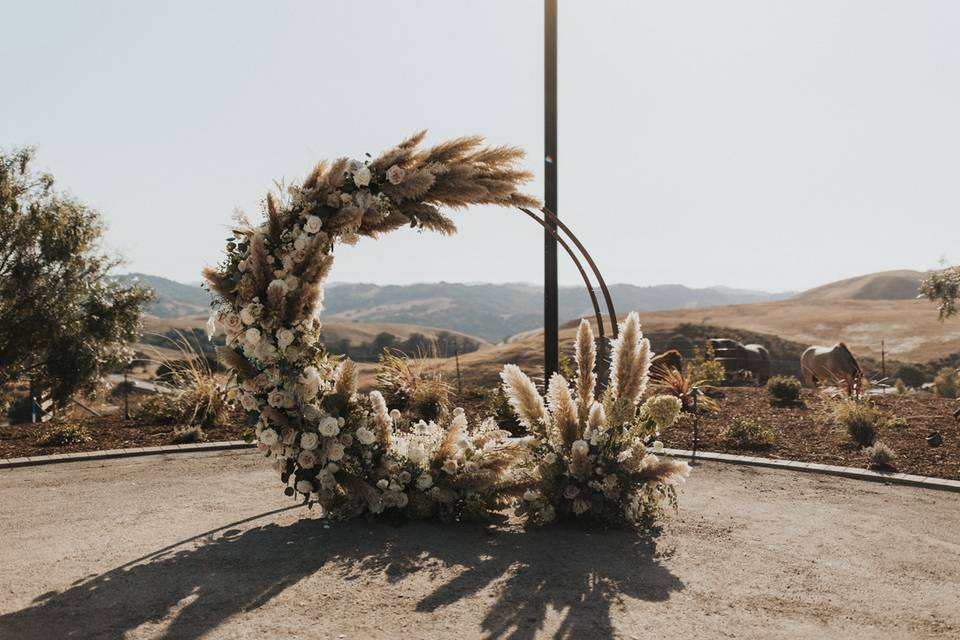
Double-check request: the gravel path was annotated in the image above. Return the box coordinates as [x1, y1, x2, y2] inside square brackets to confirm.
[1, 451, 958, 639]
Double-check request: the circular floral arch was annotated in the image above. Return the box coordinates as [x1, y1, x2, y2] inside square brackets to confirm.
[205, 132, 689, 525]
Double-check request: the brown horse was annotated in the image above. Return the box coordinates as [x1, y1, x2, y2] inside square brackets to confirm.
[800, 343, 863, 396]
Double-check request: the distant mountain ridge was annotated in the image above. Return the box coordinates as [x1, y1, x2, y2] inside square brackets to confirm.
[119, 273, 793, 340]
[793, 270, 925, 302]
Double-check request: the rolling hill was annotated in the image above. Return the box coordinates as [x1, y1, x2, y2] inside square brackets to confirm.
[793, 270, 926, 302]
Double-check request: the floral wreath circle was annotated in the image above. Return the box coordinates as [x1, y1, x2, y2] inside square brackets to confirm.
[205, 132, 689, 525]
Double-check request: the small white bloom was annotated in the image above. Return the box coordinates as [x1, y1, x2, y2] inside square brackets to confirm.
[353, 165, 372, 187]
[376, 479, 389, 490]
[276, 328, 295, 350]
[571, 440, 589, 457]
[355, 427, 376, 446]
[295, 480, 314, 494]
[304, 215, 322, 234]
[297, 450, 316, 469]
[259, 428, 279, 446]
[416, 474, 433, 490]
[544, 452, 557, 465]
[318, 417, 340, 437]
[244, 327, 261, 345]
[240, 393, 259, 411]
[300, 432, 319, 450]
[407, 445, 427, 466]
[328, 442, 345, 461]
[386, 164, 406, 185]
[240, 304, 258, 325]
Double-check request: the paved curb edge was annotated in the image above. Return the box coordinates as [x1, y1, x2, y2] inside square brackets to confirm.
[659, 447, 960, 493]
[2, 441, 958, 493]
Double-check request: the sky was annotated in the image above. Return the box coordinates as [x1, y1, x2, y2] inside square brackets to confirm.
[2, 0, 958, 292]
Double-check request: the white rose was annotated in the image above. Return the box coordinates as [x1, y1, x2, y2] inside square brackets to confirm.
[244, 327, 261, 345]
[415, 474, 433, 490]
[300, 432, 319, 450]
[376, 479, 389, 490]
[355, 427, 376, 446]
[386, 164, 406, 185]
[276, 328, 295, 350]
[284, 275, 299, 291]
[240, 305, 257, 325]
[328, 442, 345, 461]
[318, 417, 340, 437]
[304, 215, 322, 234]
[259, 428, 279, 446]
[295, 480, 314, 494]
[224, 314, 243, 334]
[297, 450, 317, 469]
[267, 390, 286, 408]
[353, 165, 371, 187]
[240, 393, 259, 411]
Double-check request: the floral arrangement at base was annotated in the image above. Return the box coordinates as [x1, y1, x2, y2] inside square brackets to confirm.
[502, 314, 690, 526]
[203, 132, 538, 522]
[203, 132, 691, 526]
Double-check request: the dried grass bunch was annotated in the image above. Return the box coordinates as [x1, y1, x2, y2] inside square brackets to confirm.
[501, 314, 690, 526]
[203, 133, 536, 521]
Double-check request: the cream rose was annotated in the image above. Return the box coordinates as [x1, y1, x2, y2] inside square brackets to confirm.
[240, 393, 259, 411]
[318, 417, 340, 437]
[353, 165, 371, 187]
[295, 480, 314, 494]
[244, 327, 261, 345]
[328, 442, 345, 461]
[276, 328, 295, 350]
[416, 474, 433, 490]
[304, 215, 322, 234]
[297, 450, 317, 469]
[259, 428, 279, 446]
[300, 432, 319, 450]
[355, 427, 376, 446]
[386, 164, 406, 185]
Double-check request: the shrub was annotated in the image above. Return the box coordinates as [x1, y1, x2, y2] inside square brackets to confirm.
[37, 422, 92, 447]
[865, 441, 896, 469]
[894, 378, 907, 394]
[135, 352, 225, 428]
[894, 365, 926, 389]
[932, 367, 959, 399]
[832, 400, 882, 447]
[5, 395, 32, 424]
[720, 417, 773, 449]
[766, 375, 802, 404]
[172, 425, 207, 444]
[886, 416, 909, 429]
[687, 342, 726, 385]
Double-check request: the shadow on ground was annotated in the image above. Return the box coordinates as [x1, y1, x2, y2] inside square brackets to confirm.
[0, 509, 683, 639]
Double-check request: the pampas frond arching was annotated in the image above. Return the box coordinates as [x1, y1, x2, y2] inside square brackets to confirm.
[636, 455, 691, 485]
[334, 359, 358, 402]
[432, 410, 467, 466]
[547, 373, 580, 447]
[202, 266, 234, 301]
[609, 312, 652, 404]
[247, 231, 271, 299]
[500, 364, 548, 437]
[574, 319, 596, 408]
[216, 346, 258, 380]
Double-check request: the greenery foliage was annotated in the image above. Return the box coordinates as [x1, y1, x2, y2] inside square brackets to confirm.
[0, 148, 152, 404]
[36, 422, 92, 447]
[921, 266, 960, 320]
[766, 375, 802, 404]
[832, 399, 882, 447]
[719, 417, 773, 449]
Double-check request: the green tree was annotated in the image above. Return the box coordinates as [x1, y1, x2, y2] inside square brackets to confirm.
[0, 148, 152, 404]
[921, 266, 960, 320]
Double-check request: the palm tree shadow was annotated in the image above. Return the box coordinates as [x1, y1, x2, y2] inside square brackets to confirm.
[1, 512, 682, 640]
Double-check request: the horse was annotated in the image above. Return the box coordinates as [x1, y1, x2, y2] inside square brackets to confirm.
[800, 343, 863, 396]
[706, 338, 771, 384]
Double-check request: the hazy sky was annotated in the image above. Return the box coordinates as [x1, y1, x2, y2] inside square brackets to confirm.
[3, 1, 958, 291]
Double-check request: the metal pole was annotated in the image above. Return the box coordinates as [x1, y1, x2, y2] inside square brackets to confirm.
[544, 0, 559, 381]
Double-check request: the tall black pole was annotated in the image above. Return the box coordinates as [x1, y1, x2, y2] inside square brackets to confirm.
[544, 0, 559, 382]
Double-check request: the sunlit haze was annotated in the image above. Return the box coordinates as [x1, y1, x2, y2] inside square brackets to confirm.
[3, 0, 958, 291]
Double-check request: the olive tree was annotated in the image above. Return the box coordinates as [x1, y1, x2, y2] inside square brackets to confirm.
[921, 266, 960, 320]
[0, 148, 152, 404]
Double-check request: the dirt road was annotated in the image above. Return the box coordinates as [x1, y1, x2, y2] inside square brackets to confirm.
[1, 451, 957, 639]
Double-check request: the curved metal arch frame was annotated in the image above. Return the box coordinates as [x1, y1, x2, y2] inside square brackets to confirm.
[516, 206, 621, 389]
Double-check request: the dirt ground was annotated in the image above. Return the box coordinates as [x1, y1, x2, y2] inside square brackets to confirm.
[660, 387, 960, 480]
[1, 451, 958, 639]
